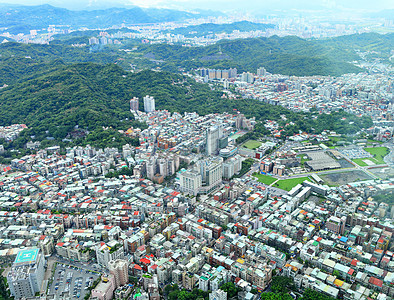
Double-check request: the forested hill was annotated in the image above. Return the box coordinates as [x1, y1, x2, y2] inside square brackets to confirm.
[1, 33, 392, 77]
[134, 35, 365, 76]
[131, 32, 393, 75]
[0, 63, 143, 145]
[0, 62, 372, 150]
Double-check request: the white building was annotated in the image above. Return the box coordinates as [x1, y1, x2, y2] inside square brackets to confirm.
[180, 157, 223, 195]
[222, 161, 235, 179]
[206, 126, 221, 156]
[143, 95, 155, 113]
[199, 157, 223, 194]
[209, 289, 227, 300]
[257, 67, 266, 76]
[179, 170, 202, 196]
[96, 241, 125, 267]
[130, 97, 139, 112]
[7, 248, 46, 299]
[199, 275, 209, 292]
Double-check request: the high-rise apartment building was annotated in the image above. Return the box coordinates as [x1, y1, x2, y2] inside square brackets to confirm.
[241, 72, 254, 84]
[206, 126, 222, 156]
[108, 259, 129, 288]
[8, 248, 46, 299]
[143, 95, 155, 113]
[130, 97, 139, 112]
[257, 67, 267, 76]
[96, 241, 125, 267]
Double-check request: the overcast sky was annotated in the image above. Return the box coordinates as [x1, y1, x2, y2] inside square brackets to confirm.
[0, 0, 392, 13]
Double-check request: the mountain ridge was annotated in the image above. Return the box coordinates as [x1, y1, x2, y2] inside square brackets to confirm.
[0, 4, 221, 34]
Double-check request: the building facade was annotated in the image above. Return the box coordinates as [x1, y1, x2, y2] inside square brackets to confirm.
[96, 241, 125, 267]
[143, 95, 155, 113]
[130, 97, 139, 112]
[7, 248, 46, 299]
[109, 259, 129, 288]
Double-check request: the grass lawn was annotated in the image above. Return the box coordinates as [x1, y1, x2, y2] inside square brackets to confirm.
[364, 147, 389, 164]
[352, 158, 368, 167]
[367, 139, 383, 145]
[329, 136, 342, 142]
[273, 177, 311, 191]
[243, 140, 262, 150]
[298, 155, 311, 167]
[253, 173, 277, 185]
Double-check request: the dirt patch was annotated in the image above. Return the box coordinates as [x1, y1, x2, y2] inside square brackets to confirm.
[322, 170, 373, 186]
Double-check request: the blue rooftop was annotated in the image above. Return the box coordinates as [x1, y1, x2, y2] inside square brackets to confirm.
[15, 248, 39, 264]
[339, 236, 348, 243]
[216, 266, 225, 272]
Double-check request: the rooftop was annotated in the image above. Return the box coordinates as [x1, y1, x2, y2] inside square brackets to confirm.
[14, 248, 39, 265]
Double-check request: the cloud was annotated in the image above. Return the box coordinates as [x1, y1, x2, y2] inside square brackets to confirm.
[125, 0, 164, 8]
[0, 0, 391, 11]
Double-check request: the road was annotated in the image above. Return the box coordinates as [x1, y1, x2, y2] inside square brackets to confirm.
[383, 140, 394, 166]
[41, 256, 58, 296]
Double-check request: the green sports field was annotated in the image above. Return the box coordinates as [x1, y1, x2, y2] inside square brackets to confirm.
[273, 177, 311, 191]
[243, 140, 261, 150]
[253, 173, 277, 185]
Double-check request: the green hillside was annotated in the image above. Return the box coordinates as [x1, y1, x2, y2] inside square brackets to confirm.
[130, 35, 363, 76]
[0, 61, 373, 153]
[0, 63, 145, 148]
[2, 33, 393, 77]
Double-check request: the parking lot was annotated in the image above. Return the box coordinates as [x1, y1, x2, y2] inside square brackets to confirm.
[48, 262, 100, 299]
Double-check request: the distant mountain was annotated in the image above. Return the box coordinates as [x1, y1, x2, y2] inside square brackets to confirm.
[165, 21, 275, 37]
[0, 4, 220, 34]
[319, 32, 394, 54]
[133, 34, 364, 76]
[2, 32, 393, 77]
[367, 9, 394, 19]
[131, 32, 394, 76]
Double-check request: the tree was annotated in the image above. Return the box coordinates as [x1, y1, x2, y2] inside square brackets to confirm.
[300, 288, 336, 300]
[261, 292, 293, 300]
[168, 290, 180, 300]
[219, 282, 239, 298]
[271, 276, 294, 294]
[332, 270, 343, 280]
[0, 272, 10, 300]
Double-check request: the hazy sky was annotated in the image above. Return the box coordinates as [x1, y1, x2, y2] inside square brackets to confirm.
[0, 0, 392, 12]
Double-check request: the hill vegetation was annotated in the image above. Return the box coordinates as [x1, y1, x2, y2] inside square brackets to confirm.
[0, 60, 372, 153]
[0, 62, 145, 150]
[130, 35, 362, 76]
[2, 33, 393, 78]
[130, 32, 393, 75]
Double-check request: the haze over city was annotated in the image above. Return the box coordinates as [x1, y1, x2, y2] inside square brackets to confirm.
[0, 0, 393, 13]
